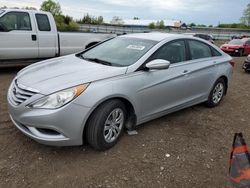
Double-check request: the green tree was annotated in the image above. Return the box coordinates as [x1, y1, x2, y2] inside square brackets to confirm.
[241, 3, 250, 26]
[188, 23, 196, 27]
[40, 0, 79, 31]
[110, 16, 124, 25]
[24, 6, 37, 10]
[78, 14, 92, 24]
[196, 24, 207, 27]
[148, 22, 155, 29]
[158, 20, 165, 29]
[218, 23, 250, 29]
[96, 16, 104, 24]
[40, 0, 62, 16]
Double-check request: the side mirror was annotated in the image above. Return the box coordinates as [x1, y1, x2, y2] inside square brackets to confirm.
[145, 59, 170, 70]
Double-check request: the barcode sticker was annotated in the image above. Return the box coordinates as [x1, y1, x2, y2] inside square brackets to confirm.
[127, 45, 145, 50]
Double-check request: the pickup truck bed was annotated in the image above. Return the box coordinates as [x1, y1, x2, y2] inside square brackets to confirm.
[0, 9, 115, 64]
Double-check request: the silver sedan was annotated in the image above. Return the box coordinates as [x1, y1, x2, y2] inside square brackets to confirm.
[8, 33, 233, 150]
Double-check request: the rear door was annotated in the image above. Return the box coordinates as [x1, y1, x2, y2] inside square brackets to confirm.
[0, 11, 38, 60]
[184, 39, 220, 99]
[35, 13, 57, 58]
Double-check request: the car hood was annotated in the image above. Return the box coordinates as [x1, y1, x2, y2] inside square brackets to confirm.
[16, 55, 128, 95]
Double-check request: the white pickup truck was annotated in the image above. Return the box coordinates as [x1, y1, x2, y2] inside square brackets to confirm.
[0, 9, 115, 65]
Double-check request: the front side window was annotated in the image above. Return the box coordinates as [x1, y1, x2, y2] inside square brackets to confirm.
[188, 40, 212, 60]
[0, 12, 31, 31]
[35, 14, 51, 31]
[80, 37, 157, 67]
[150, 40, 186, 64]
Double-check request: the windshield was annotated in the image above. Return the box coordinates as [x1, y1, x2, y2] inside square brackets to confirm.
[80, 37, 157, 67]
[228, 39, 244, 45]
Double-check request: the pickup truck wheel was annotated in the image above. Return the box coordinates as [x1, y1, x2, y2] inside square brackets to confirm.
[86, 100, 127, 151]
[206, 78, 226, 107]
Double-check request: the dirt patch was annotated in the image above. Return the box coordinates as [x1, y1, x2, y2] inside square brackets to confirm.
[0, 56, 249, 188]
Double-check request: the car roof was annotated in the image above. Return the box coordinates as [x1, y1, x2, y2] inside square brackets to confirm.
[1, 8, 49, 14]
[119, 33, 187, 42]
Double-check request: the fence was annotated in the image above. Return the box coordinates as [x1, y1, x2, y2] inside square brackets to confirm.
[79, 24, 250, 40]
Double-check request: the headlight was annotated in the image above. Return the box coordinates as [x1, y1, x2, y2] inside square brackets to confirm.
[28, 84, 89, 109]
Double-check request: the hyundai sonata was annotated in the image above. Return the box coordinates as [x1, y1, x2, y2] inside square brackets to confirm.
[8, 33, 233, 150]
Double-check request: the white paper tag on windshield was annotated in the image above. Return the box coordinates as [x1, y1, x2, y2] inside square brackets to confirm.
[127, 45, 145, 50]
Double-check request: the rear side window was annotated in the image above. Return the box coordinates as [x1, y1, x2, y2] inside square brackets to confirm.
[35, 14, 51, 31]
[150, 40, 186, 64]
[211, 47, 222, 57]
[0, 12, 31, 31]
[188, 40, 212, 60]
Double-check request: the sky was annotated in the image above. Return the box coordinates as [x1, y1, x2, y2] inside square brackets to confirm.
[0, 0, 249, 25]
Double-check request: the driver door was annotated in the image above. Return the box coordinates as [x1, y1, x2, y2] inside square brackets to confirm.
[140, 40, 193, 120]
[0, 11, 38, 60]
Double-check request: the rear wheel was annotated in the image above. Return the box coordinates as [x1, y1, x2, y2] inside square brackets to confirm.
[86, 100, 127, 150]
[206, 78, 226, 107]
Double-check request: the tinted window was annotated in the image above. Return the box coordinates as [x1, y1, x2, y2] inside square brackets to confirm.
[211, 47, 222, 56]
[150, 40, 186, 64]
[245, 40, 250, 45]
[35, 14, 51, 31]
[188, 40, 212, 60]
[0, 12, 31, 31]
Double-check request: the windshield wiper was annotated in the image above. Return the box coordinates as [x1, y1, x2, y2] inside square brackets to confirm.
[82, 56, 113, 66]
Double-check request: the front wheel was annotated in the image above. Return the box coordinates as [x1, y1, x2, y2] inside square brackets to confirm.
[239, 49, 244, 57]
[86, 100, 127, 150]
[206, 78, 226, 107]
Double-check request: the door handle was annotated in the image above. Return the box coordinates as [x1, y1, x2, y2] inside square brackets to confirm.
[31, 34, 37, 41]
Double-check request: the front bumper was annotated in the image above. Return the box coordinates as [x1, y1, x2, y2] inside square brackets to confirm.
[8, 93, 91, 146]
[221, 48, 240, 55]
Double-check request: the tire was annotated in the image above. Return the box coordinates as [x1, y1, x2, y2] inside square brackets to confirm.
[206, 78, 226, 107]
[86, 99, 127, 151]
[239, 49, 244, 57]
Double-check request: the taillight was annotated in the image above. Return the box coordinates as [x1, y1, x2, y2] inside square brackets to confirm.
[229, 60, 235, 67]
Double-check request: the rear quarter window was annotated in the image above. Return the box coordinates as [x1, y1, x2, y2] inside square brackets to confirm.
[211, 47, 222, 57]
[35, 14, 51, 31]
[188, 40, 212, 60]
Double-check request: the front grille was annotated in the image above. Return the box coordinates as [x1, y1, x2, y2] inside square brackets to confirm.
[10, 80, 38, 105]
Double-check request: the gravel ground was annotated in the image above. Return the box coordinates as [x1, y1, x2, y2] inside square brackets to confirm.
[0, 56, 249, 188]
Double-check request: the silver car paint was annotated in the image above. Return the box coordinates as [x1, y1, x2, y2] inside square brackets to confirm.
[8, 33, 233, 146]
